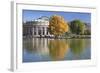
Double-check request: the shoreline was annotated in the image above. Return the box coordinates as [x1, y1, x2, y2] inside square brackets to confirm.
[23, 35, 91, 39]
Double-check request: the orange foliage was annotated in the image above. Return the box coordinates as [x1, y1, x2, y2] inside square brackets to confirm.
[49, 15, 69, 36]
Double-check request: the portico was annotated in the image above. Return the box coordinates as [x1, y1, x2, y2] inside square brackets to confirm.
[23, 16, 53, 38]
[32, 25, 50, 37]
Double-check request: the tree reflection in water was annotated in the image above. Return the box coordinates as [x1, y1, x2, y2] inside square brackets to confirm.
[48, 39, 69, 60]
[70, 39, 90, 57]
[23, 38, 91, 62]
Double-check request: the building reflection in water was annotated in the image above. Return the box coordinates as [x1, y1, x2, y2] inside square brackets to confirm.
[23, 38, 49, 55]
[23, 38, 70, 60]
[23, 38, 90, 62]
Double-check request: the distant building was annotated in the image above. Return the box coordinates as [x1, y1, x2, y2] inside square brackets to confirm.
[23, 16, 53, 37]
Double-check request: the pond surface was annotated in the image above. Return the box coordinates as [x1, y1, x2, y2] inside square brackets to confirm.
[23, 38, 91, 62]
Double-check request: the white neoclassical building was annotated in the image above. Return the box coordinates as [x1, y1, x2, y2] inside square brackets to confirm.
[23, 16, 53, 38]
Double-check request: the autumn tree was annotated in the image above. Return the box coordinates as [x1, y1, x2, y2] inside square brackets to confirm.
[70, 20, 86, 35]
[48, 15, 69, 38]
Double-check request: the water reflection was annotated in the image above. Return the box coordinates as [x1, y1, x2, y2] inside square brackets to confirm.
[70, 39, 91, 57]
[70, 39, 85, 55]
[23, 38, 49, 55]
[23, 38, 91, 62]
[48, 39, 69, 60]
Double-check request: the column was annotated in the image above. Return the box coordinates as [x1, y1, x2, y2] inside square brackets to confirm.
[36, 26, 38, 36]
[42, 27, 43, 35]
[44, 27, 46, 36]
[46, 27, 48, 35]
[41, 27, 43, 35]
[48, 30, 50, 36]
[47, 27, 49, 35]
[32, 27, 34, 36]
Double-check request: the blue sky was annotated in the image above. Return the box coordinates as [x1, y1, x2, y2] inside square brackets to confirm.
[23, 10, 91, 24]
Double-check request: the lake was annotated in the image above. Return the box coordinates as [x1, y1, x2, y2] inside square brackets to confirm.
[23, 38, 91, 62]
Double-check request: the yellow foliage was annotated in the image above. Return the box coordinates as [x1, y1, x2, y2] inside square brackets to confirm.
[48, 39, 69, 60]
[49, 15, 69, 36]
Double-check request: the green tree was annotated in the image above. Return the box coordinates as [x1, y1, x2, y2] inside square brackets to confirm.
[70, 20, 86, 35]
[48, 15, 69, 38]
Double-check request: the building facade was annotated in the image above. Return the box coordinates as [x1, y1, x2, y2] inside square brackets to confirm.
[23, 16, 53, 38]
